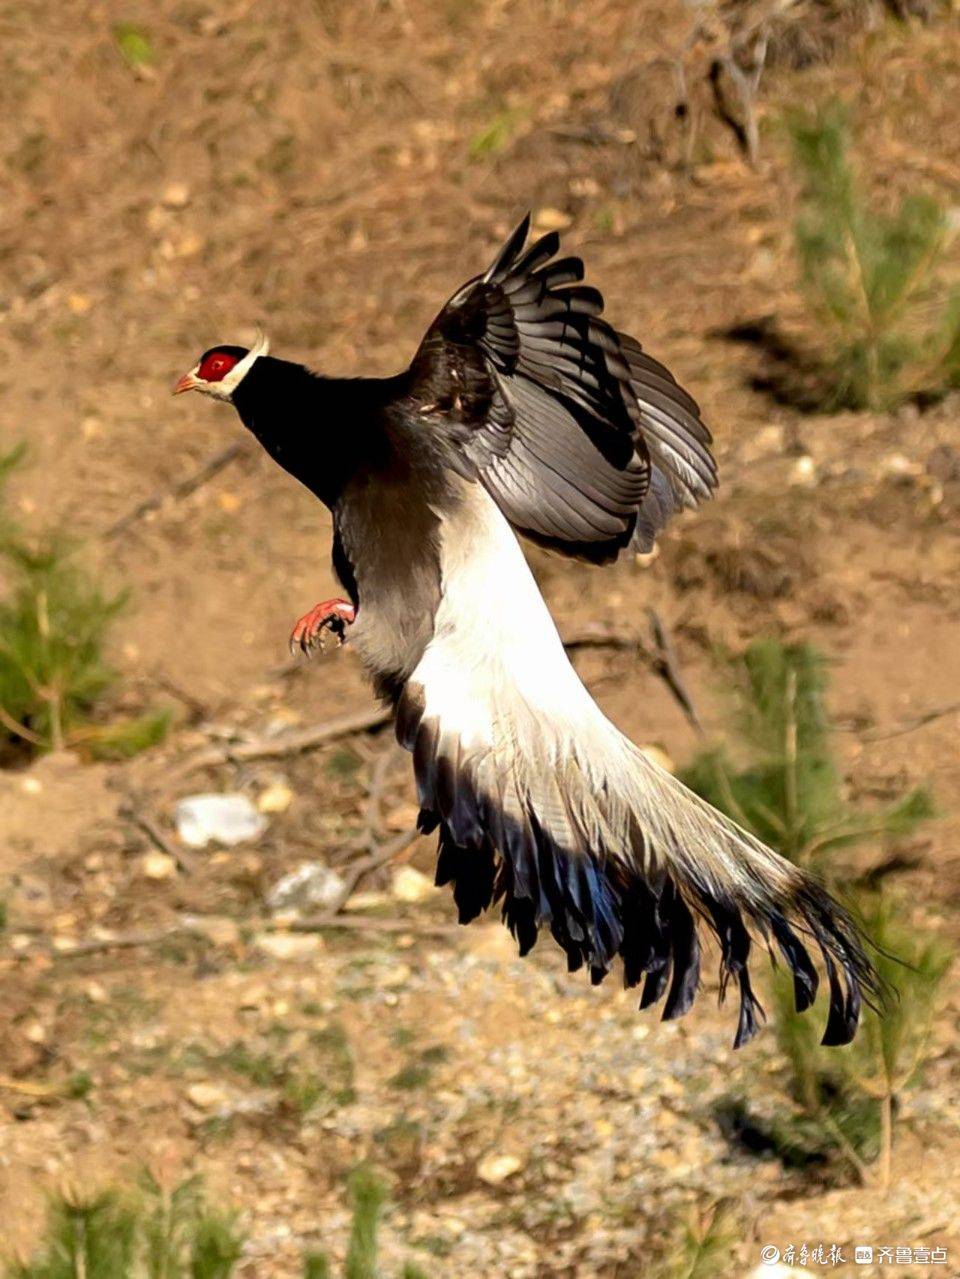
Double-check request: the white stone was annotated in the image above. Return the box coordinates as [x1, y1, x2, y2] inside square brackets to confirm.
[267, 862, 345, 912]
[161, 181, 191, 208]
[174, 793, 268, 848]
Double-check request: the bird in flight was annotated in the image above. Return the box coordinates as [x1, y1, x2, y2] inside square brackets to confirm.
[175, 214, 878, 1047]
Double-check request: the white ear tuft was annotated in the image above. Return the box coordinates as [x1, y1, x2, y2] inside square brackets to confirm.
[250, 328, 270, 361]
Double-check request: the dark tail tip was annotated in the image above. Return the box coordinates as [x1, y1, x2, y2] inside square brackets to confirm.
[426, 804, 883, 1051]
[793, 880, 885, 1047]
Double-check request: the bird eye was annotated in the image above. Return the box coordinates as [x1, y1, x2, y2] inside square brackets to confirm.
[197, 351, 240, 382]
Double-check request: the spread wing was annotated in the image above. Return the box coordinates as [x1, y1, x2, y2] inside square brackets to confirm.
[405, 213, 718, 562]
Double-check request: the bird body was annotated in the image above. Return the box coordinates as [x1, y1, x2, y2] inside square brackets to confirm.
[175, 216, 878, 1048]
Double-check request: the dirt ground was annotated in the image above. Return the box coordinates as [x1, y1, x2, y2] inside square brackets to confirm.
[1, 1, 959, 1275]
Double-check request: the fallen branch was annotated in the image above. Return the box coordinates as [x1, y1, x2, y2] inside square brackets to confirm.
[0, 703, 47, 748]
[709, 39, 766, 167]
[166, 704, 391, 781]
[0, 1074, 63, 1098]
[562, 625, 644, 652]
[859, 701, 960, 742]
[287, 914, 457, 937]
[103, 441, 245, 539]
[321, 827, 421, 917]
[14, 925, 200, 959]
[562, 616, 703, 734]
[852, 851, 925, 892]
[646, 608, 703, 734]
[10, 909, 456, 960]
[119, 800, 198, 875]
[362, 736, 405, 844]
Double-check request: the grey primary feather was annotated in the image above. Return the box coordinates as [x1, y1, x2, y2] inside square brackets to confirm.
[406, 213, 718, 562]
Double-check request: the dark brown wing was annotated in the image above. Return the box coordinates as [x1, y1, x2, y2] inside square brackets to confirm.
[406, 214, 717, 562]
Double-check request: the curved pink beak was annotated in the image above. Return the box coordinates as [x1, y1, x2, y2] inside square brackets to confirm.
[173, 370, 200, 395]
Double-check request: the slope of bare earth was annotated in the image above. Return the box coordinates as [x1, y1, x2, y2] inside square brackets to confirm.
[1, 2, 959, 1274]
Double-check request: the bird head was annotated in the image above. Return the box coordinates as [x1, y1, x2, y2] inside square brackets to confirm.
[173, 333, 269, 401]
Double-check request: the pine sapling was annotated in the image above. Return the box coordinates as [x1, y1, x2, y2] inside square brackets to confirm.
[683, 638, 947, 1184]
[788, 101, 960, 409]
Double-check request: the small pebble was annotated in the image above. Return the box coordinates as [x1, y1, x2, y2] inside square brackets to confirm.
[253, 932, 323, 960]
[477, 1153, 524, 1185]
[161, 181, 191, 208]
[139, 851, 178, 881]
[391, 866, 438, 903]
[186, 1083, 228, 1111]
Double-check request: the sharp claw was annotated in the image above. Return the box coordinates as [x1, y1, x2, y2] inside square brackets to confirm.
[290, 601, 354, 659]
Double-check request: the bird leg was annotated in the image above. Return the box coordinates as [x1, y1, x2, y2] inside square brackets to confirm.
[289, 599, 356, 655]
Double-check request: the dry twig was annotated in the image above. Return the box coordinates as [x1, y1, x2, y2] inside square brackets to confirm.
[11, 907, 455, 961]
[165, 704, 391, 781]
[562, 615, 703, 734]
[646, 608, 704, 734]
[287, 914, 457, 937]
[0, 1075, 63, 1098]
[318, 827, 421, 918]
[859, 701, 960, 742]
[103, 441, 245, 539]
[119, 799, 199, 875]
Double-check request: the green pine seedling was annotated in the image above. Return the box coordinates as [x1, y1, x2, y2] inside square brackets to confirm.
[303, 1255, 332, 1279]
[655, 1200, 739, 1279]
[344, 1167, 387, 1279]
[0, 442, 170, 761]
[7, 1188, 138, 1279]
[681, 639, 932, 872]
[187, 1212, 244, 1279]
[788, 101, 960, 409]
[683, 639, 948, 1185]
[847, 896, 951, 1190]
[0, 533, 126, 752]
[5, 1167, 430, 1279]
[298, 1167, 428, 1279]
[141, 1168, 203, 1279]
[6, 1173, 245, 1279]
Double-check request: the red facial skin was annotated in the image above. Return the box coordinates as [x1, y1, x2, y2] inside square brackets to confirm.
[198, 351, 240, 382]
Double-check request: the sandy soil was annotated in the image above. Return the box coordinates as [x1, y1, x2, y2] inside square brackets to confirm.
[1, 2, 959, 1275]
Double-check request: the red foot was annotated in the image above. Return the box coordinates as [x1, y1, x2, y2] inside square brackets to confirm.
[289, 599, 356, 655]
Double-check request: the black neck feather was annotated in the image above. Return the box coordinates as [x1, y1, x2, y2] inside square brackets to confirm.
[230, 356, 404, 508]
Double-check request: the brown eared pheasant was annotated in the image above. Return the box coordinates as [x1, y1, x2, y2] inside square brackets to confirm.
[174, 214, 878, 1048]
